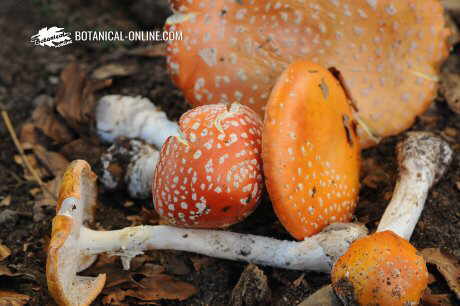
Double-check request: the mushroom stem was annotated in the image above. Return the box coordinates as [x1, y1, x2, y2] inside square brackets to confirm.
[78, 221, 366, 272]
[96, 95, 179, 149]
[377, 132, 452, 240]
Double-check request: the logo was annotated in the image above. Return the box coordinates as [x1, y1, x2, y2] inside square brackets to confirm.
[31, 27, 72, 48]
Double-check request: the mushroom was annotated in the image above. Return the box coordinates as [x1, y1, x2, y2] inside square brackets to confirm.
[332, 231, 428, 306]
[153, 103, 264, 228]
[166, 0, 450, 147]
[263, 61, 360, 239]
[330, 132, 453, 306]
[47, 160, 368, 305]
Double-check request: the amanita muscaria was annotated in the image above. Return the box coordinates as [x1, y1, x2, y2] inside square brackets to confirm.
[153, 103, 264, 228]
[166, 0, 450, 147]
[263, 61, 360, 239]
[331, 132, 453, 306]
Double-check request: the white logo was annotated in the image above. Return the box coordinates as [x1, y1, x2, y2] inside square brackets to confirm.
[31, 27, 72, 48]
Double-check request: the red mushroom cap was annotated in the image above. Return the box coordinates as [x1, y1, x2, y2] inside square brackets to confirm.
[166, 0, 449, 147]
[153, 103, 263, 228]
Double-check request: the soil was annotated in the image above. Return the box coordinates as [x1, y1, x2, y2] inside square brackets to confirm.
[0, 1, 459, 305]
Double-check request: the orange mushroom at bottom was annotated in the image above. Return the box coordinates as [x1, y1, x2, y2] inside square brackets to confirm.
[331, 231, 428, 306]
[263, 60, 360, 239]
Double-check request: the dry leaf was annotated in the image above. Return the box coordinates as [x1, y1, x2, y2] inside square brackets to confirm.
[230, 264, 271, 306]
[421, 248, 460, 299]
[126, 274, 197, 301]
[33, 175, 63, 221]
[55, 62, 112, 133]
[14, 154, 48, 181]
[0, 265, 22, 278]
[102, 288, 130, 305]
[0, 196, 11, 207]
[292, 273, 305, 288]
[0, 244, 11, 261]
[32, 145, 69, 177]
[31, 99, 74, 145]
[92, 63, 138, 80]
[0, 291, 30, 306]
[19, 123, 39, 146]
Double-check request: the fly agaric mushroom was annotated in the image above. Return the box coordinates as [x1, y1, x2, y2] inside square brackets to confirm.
[153, 103, 264, 228]
[331, 132, 453, 306]
[166, 0, 450, 147]
[332, 231, 428, 306]
[263, 61, 360, 239]
[47, 160, 368, 305]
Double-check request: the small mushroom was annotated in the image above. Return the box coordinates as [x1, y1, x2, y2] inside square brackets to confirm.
[47, 160, 367, 305]
[331, 231, 428, 306]
[263, 61, 360, 239]
[166, 0, 450, 147]
[153, 103, 264, 228]
[330, 132, 453, 306]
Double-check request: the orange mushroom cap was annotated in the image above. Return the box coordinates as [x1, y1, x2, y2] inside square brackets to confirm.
[153, 103, 263, 228]
[166, 0, 450, 147]
[262, 61, 360, 239]
[331, 231, 428, 306]
[47, 160, 106, 306]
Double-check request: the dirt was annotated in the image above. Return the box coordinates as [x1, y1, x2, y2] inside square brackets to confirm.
[0, 1, 459, 305]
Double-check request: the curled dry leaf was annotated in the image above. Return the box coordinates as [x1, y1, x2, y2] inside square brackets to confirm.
[421, 248, 460, 299]
[0, 291, 30, 306]
[92, 63, 139, 80]
[230, 264, 271, 306]
[31, 96, 74, 145]
[60, 137, 104, 165]
[421, 288, 453, 306]
[0, 244, 11, 261]
[0, 195, 11, 207]
[55, 62, 112, 133]
[103, 274, 197, 304]
[32, 145, 69, 177]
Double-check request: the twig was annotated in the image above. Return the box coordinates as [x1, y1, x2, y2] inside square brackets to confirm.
[1, 110, 57, 201]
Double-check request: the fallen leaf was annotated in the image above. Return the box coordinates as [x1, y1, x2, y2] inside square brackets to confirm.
[31, 98, 74, 145]
[14, 154, 48, 181]
[292, 273, 305, 288]
[0, 291, 30, 306]
[92, 63, 138, 80]
[0, 265, 22, 277]
[102, 288, 130, 305]
[19, 123, 39, 146]
[230, 264, 271, 306]
[0, 244, 11, 261]
[33, 175, 63, 221]
[126, 274, 197, 301]
[32, 145, 69, 177]
[421, 248, 460, 299]
[0, 196, 11, 207]
[55, 62, 112, 133]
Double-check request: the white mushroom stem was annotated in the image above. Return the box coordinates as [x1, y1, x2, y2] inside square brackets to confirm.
[59, 190, 365, 273]
[377, 132, 453, 240]
[96, 95, 179, 149]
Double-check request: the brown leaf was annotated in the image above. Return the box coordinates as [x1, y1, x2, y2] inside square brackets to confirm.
[421, 248, 460, 299]
[31, 98, 74, 145]
[19, 123, 39, 146]
[0, 265, 22, 277]
[0, 196, 11, 207]
[126, 274, 197, 301]
[0, 244, 11, 261]
[190, 257, 214, 272]
[32, 145, 69, 177]
[14, 154, 48, 181]
[102, 288, 130, 305]
[92, 63, 138, 80]
[55, 62, 112, 133]
[0, 291, 30, 306]
[230, 264, 271, 306]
